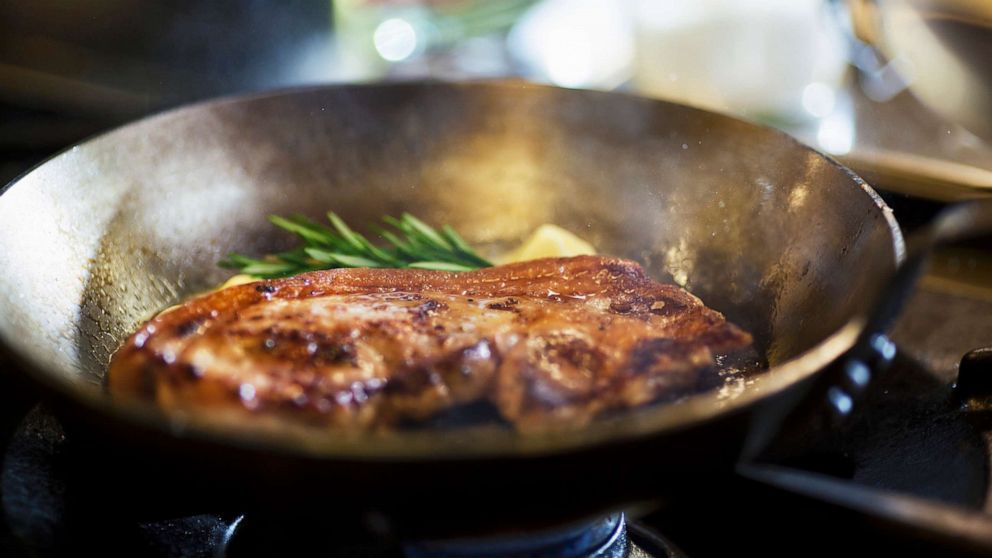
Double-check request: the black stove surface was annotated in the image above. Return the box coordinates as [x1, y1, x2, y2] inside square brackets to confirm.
[1, 195, 991, 557]
[0, 404, 677, 557]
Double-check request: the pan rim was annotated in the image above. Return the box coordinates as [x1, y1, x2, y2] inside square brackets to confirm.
[0, 79, 905, 460]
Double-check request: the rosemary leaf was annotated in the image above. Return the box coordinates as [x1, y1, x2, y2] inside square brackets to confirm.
[326, 212, 367, 253]
[304, 248, 385, 268]
[221, 211, 492, 279]
[269, 215, 336, 248]
[441, 225, 492, 266]
[401, 213, 453, 251]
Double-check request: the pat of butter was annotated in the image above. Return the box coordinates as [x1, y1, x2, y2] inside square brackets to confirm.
[497, 224, 596, 264]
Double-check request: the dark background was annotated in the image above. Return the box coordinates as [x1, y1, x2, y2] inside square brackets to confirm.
[0, 0, 334, 184]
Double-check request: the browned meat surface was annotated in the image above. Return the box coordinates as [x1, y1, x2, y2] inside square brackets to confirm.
[107, 256, 751, 431]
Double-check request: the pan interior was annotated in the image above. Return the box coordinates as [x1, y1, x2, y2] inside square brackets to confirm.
[0, 82, 899, 448]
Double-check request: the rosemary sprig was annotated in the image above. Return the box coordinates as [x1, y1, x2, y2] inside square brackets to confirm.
[219, 212, 493, 279]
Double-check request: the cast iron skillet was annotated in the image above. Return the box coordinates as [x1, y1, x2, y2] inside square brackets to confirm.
[0, 81, 987, 537]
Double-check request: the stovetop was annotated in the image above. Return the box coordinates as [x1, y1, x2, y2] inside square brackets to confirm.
[1, 194, 991, 557]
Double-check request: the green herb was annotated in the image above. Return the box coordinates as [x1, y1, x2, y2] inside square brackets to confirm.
[219, 212, 492, 279]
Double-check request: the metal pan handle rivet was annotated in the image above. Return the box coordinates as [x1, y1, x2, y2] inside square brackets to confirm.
[868, 333, 896, 369]
[955, 347, 992, 406]
[843, 359, 872, 393]
[827, 386, 854, 417]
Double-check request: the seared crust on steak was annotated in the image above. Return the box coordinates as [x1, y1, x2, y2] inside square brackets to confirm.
[107, 256, 751, 431]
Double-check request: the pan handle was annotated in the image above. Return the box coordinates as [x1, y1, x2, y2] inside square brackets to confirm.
[747, 199, 992, 462]
[828, 199, 992, 422]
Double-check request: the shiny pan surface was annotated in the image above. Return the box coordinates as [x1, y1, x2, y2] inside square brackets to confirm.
[0, 81, 902, 533]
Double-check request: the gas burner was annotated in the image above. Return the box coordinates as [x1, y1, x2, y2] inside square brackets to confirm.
[222, 511, 677, 557]
[0, 405, 675, 557]
[402, 514, 629, 558]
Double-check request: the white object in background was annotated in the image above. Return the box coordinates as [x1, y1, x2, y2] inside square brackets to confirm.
[508, 0, 636, 89]
[631, 0, 849, 124]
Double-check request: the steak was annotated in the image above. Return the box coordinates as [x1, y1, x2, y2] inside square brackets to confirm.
[107, 256, 752, 432]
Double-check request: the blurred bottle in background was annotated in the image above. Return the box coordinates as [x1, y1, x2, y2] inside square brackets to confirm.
[848, 0, 992, 141]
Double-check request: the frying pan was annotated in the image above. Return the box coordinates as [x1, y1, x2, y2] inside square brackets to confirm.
[0, 81, 988, 538]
